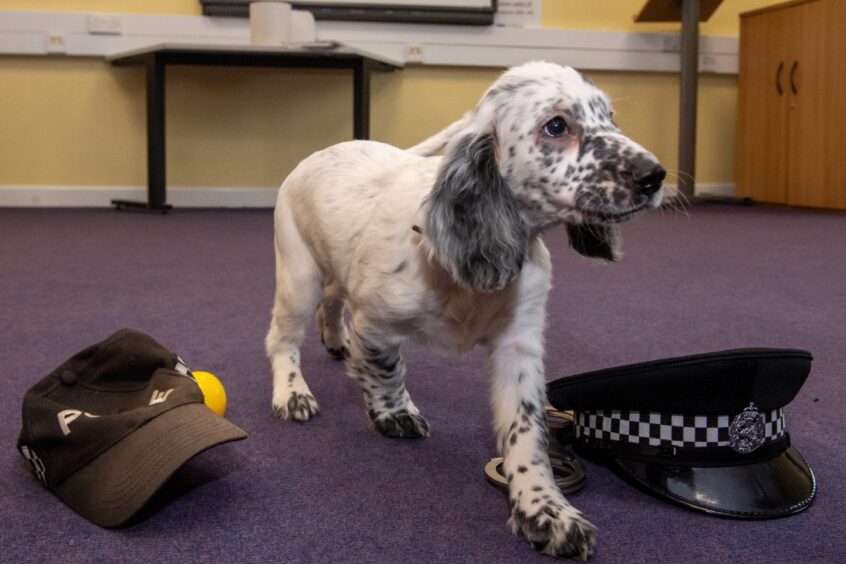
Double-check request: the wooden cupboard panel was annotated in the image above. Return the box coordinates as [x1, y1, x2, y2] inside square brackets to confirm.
[736, 9, 792, 204]
[785, 0, 830, 208]
[820, 0, 846, 210]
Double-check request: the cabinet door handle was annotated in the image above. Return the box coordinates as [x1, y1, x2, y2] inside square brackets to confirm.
[776, 62, 784, 95]
[790, 61, 799, 94]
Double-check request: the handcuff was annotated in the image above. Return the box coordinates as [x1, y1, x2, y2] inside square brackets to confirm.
[484, 407, 587, 495]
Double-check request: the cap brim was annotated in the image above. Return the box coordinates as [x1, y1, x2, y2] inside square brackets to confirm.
[53, 403, 247, 528]
[610, 446, 816, 519]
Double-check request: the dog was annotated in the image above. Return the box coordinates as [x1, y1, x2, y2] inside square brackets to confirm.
[265, 61, 664, 560]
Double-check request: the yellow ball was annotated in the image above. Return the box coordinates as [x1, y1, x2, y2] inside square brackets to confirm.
[193, 371, 227, 417]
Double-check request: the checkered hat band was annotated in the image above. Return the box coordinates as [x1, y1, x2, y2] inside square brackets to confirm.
[575, 408, 785, 449]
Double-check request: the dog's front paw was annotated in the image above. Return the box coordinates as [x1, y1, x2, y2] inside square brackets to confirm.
[508, 499, 597, 561]
[273, 391, 319, 421]
[372, 410, 430, 438]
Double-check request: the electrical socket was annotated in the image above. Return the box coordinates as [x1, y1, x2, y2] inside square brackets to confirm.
[406, 44, 424, 63]
[46, 33, 66, 54]
[662, 35, 681, 53]
[88, 14, 122, 35]
[701, 55, 718, 72]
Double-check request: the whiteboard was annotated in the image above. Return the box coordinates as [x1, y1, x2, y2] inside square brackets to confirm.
[299, 0, 491, 6]
[201, 0, 496, 25]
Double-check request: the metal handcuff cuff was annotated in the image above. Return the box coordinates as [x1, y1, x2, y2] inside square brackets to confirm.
[484, 407, 587, 494]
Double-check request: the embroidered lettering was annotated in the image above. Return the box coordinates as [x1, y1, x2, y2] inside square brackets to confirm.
[150, 388, 175, 405]
[57, 409, 99, 436]
[57, 409, 82, 436]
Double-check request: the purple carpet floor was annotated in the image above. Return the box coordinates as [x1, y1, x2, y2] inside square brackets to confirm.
[1, 204, 844, 563]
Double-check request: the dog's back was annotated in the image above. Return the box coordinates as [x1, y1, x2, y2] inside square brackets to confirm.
[273, 140, 438, 296]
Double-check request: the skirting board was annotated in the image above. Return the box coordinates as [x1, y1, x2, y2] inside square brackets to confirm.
[0, 186, 279, 208]
[0, 184, 734, 208]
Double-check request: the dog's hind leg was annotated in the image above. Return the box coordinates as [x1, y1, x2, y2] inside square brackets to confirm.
[265, 204, 323, 421]
[345, 313, 429, 438]
[316, 280, 350, 360]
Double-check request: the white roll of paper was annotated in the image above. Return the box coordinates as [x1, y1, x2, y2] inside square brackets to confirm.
[249, 2, 292, 46]
[290, 9, 317, 44]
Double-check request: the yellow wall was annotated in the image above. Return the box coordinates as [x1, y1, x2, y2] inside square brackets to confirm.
[0, 1, 201, 15]
[0, 0, 785, 190]
[543, 0, 782, 36]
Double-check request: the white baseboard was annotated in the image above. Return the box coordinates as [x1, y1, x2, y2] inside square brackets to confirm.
[0, 183, 734, 208]
[694, 183, 736, 197]
[659, 182, 736, 200]
[0, 185, 278, 208]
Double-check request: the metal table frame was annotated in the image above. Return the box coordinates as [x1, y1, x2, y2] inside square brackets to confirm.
[108, 45, 398, 212]
[678, 0, 700, 200]
[635, 0, 725, 201]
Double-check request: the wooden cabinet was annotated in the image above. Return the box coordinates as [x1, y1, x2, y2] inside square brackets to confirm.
[737, 0, 846, 210]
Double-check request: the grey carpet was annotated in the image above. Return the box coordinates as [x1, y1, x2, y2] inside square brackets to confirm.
[0, 204, 843, 563]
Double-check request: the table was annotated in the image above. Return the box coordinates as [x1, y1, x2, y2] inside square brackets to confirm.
[107, 43, 401, 212]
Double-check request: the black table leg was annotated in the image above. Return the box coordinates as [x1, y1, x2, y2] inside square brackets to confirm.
[145, 53, 169, 210]
[113, 52, 171, 212]
[352, 59, 372, 140]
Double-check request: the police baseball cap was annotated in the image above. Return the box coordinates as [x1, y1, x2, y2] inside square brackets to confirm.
[547, 348, 816, 519]
[17, 329, 247, 527]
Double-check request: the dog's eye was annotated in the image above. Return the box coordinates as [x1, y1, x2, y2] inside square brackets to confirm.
[543, 117, 569, 137]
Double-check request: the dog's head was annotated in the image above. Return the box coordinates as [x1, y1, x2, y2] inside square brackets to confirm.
[426, 61, 664, 292]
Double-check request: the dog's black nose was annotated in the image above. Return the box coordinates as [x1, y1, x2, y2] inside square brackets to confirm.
[634, 164, 666, 196]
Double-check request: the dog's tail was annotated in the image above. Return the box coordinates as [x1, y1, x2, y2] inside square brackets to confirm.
[406, 113, 471, 156]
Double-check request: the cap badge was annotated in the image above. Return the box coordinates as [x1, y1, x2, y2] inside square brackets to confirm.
[729, 402, 765, 453]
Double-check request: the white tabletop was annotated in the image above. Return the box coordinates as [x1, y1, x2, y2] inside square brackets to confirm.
[106, 41, 404, 68]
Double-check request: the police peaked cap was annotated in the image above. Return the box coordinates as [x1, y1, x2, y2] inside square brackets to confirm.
[547, 348, 816, 519]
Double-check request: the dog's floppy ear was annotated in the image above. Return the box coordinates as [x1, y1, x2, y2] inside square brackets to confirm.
[567, 224, 620, 261]
[425, 131, 528, 293]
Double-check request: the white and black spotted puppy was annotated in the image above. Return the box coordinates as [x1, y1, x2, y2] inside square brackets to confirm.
[265, 61, 664, 560]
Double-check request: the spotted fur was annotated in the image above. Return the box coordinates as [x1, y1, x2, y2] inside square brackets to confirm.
[265, 61, 663, 560]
